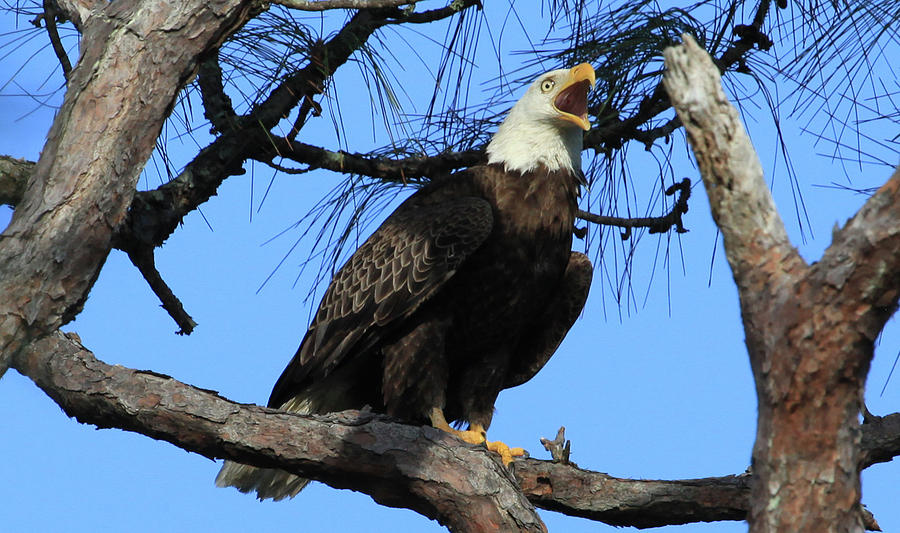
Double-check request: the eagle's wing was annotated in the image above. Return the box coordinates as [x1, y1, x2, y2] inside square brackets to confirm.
[504, 251, 592, 389]
[268, 190, 493, 408]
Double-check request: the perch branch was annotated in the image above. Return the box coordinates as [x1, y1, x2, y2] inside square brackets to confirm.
[11, 330, 898, 530]
[14, 331, 545, 533]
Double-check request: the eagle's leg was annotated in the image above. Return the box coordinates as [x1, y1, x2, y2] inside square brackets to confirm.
[428, 407, 487, 446]
[429, 408, 526, 466]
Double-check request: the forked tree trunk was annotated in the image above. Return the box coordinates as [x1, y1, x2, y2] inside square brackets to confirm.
[664, 35, 900, 532]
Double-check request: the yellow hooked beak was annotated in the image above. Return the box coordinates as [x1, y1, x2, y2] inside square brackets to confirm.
[553, 63, 596, 131]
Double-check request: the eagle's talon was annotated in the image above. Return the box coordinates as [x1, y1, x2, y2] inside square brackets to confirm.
[486, 440, 528, 467]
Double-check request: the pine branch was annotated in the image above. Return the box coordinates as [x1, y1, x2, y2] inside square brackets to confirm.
[265, 137, 483, 181]
[116, 2, 480, 253]
[577, 178, 691, 238]
[11, 330, 895, 530]
[123, 246, 197, 335]
[37, 0, 73, 80]
[15, 331, 545, 533]
[582, 0, 779, 155]
[273, 0, 416, 11]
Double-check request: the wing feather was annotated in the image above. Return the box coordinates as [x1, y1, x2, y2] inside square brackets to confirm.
[504, 251, 593, 389]
[268, 187, 493, 408]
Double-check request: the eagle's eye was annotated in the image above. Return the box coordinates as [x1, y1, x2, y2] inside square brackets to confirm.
[540, 79, 555, 93]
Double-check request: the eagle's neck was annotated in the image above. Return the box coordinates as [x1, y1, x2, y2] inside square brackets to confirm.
[485, 112, 583, 175]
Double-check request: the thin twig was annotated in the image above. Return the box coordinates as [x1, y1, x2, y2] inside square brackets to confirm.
[125, 247, 197, 335]
[273, 0, 416, 11]
[40, 0, 73, 80]
[577, 178, 691, 239]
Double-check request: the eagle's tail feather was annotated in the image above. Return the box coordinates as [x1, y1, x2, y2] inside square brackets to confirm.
[215, 461, 310, 501]
[215, 394, 319, 501]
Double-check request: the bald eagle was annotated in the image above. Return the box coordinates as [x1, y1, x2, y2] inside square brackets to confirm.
[217, 64, 595, 500]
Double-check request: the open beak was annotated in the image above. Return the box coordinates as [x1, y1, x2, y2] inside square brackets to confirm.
[553, 63, 596, 131]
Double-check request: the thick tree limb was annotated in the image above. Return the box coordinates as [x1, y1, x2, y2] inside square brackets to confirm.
[662, 36, 798, 285]
[817, 164, 900, 341]
[11, 330, 897, 530]
[0, 0, 256, 377]
[14, 331, 545, 533]
[664, 34, 900, 533]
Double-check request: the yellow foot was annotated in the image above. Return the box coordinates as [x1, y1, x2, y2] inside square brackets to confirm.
[429, 407, 487, 444]
[485, 439, 527, 467]
[428, 408, 527, 466]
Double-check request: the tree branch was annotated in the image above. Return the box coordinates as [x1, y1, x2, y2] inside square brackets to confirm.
[585, 0, 778, 156]
[817, 165, 900, 341]
[517, 462, 750, 528]
[272, 0, 415, 11]
[14, 331, 545, 533]
[0, 156, 33, 208]
[577, 178, 691, 239]
[268, 138, 483, 181]
[662, 35, 800, 289]
[38, 0, 73, 80]
[123, 246, 197, 335]
[11, 329, 896, 530]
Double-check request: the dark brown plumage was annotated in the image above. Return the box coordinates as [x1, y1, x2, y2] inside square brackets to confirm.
[270, 162, 590, 425]
[217, 64, 595, 500]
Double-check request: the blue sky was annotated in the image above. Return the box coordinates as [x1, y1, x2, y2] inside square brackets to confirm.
[2, 3, 898, 532]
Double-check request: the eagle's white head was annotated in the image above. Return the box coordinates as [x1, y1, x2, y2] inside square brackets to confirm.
[486, 63, 595, 175]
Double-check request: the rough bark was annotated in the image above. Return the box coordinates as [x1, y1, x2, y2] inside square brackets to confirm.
[12, 329, 898, 531]
[0, 0, 256, 376]
[516, 463, 750, 528]
[664, 35, 900, 533]
[14, 331, 545, 533]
